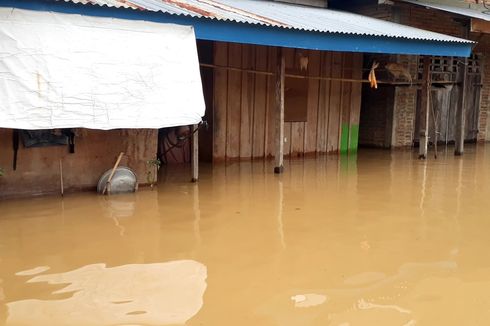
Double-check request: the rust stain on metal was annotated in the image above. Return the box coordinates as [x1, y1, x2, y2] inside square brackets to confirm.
[196, 0, 291, 27]
[164, 0, 216, 17]
[118, 0, 146, 10]
[61, 0, 292, 26]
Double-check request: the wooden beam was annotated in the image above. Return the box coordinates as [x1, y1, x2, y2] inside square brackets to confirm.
[455, 58, 468, 156]
[418, 56, 431, 160]
[191, 124, 199, 182]
[471, 18, 490, 34]
[199, 63, 425, 85]
[274, 48, 285, 174]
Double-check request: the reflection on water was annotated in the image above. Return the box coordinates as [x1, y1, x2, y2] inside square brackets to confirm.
[8, 261, 207, 326]
[99, 196, 137, 236]
[1, 145, 490, 325]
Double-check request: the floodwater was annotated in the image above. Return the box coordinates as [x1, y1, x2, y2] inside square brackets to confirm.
[1, 145, 490, 326]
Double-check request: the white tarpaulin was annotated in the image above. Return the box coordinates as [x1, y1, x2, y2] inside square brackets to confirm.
[0, 8, 205, 130]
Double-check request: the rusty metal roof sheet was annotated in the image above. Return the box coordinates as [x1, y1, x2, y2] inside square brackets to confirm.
[401, 0, 490, 22]
[58, 0, 473, 43]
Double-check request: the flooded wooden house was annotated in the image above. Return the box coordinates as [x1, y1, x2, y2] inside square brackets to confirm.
[0, 0, 474, 198]
[0, 0, 205, 198]
[332, 0, 490, 154]
[187, 0, 472, 164]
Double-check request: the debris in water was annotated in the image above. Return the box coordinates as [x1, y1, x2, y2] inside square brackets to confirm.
[291, 293, 327, 307]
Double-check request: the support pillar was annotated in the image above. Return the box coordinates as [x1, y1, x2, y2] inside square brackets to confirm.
[455, 58, 468, 156]
[191, 124, 199, 182]
[419, 56, 431, 160]
[274, 48, 285, 174]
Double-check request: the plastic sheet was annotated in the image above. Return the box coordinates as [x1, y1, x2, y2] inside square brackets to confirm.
[0, 8, 205, 130]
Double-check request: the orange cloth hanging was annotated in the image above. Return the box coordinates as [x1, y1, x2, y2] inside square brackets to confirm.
[369, 61, 379, 89]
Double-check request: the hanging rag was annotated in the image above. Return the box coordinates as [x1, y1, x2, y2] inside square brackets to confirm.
[369, 61, 379, 89]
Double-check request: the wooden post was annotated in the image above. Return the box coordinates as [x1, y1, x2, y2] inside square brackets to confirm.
[274, 48, 285, 174]
[102, 152, 124, 195]
[455, 58, 468, 156]
[419, 56, 431, 160]
[191, 124, 199, 182]
[59, 159, 64, 197]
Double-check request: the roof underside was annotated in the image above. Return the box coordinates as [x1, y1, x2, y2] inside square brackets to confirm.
[401, 0, 490, 22]
[60, 0, 472, 43]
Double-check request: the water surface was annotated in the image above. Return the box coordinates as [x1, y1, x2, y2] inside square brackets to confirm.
[1, 146, 490, 325]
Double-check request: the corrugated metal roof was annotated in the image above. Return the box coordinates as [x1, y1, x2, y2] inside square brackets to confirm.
[401, 0, 490, 22]
[58, 0, 473, 43]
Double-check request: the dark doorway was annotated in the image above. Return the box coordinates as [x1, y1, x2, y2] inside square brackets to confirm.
[358, 84, 395, 148]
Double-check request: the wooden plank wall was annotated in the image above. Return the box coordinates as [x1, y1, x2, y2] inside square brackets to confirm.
[212, 41, 362, 161]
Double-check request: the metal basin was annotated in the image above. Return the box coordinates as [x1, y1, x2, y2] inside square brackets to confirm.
[97, 166, 137, 194]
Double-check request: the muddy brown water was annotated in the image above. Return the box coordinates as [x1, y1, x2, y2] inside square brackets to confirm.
[1, 146, 490, 325]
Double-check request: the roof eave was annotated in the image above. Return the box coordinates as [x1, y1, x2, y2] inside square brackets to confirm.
[1, 0, 474, 57]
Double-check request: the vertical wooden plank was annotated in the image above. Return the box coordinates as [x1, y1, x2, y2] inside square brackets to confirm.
[191, 124, 199, 182]
[323, 52, 333, 153]
[283, 48, 296, 157]
[284, 47, 295, 69]
[419, 56, 431, 159]
[464, 73, 479, 140]
[266, 47, 278, 158]
[248, 49, 256, 157]
[291, 122, 304, 156]
[274, 48, 285, 173]
[328, 52, 342, 152]
[240, 44, 254, 159]
[284, 122, 292, 156]
[455, 57, 468, 156]
[349, 53, 363, 153]
[316, 52, 327, 153]
[301, 121, 307, 155]
[198, 47, 215, 162]
[305, 50, 321, 154]
[226, 43, 242, 159]
[340, 53, 353, 154]
[447, 74, 460, 143]
[293, 48, 306, 156]
[213, 42, 228, 161]
[253, 45, 268, 158]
